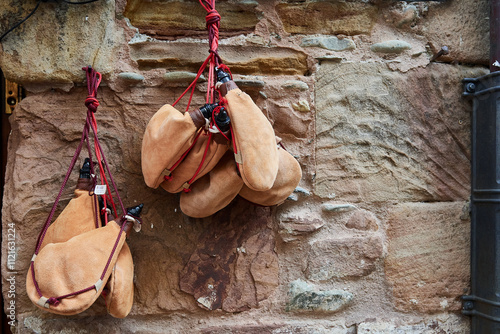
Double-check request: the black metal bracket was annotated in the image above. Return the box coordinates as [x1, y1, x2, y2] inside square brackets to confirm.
[463, 295, 500, 323]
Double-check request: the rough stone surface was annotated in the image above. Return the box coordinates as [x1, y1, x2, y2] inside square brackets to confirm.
[179, 203, 278, 313]
[322, 203, 357, 213]
[370, 40, 412, 54]
[18, 313, 357, 334]
[279, 213, 324, 242]
[129, 41, 309, 75]
[357, 314, 469, 333]
[0, 0, 118, 86]
[281, 80, 309, 91]
[346, 210, 379, 232]
[124, 0, 260, 38]
[315, 62, 488, 202]
[0, 0, 488, 331]
[301, 36, 355, 51]
[292, 100, 310, 113]
[286, 279, 353, 313]
[118, 72, 145, 82]
[417, 0, 489, 65]
[385, 202, 470, 313]
[276, 1, 378, 35]
[163, 71, 206, 83]
[306, 236, 384, 281]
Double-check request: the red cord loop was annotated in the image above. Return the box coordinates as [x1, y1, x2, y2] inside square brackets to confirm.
[164, 175, 173, 181]
[47, 297, 60, 306]
[85, 96, 100, 113]
[183, 187, 192, 193]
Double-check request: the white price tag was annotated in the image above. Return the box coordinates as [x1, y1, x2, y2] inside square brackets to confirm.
[94, 185, 107, 195]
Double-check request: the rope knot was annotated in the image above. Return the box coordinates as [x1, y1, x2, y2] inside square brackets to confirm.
[206, 9, 221, 27]
[164, 175, 173, 181]
[85, 96, 100, 113]
[183, 187, 192, 193]
[47, 297, 60, 306]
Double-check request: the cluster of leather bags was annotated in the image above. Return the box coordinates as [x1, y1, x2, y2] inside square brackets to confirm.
[26, 162, 140, 318]
[142, 72, 302, 218]
[26, 70, 302, 318]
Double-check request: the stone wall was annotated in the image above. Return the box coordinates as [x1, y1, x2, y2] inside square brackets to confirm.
[0, 0, 489, 332]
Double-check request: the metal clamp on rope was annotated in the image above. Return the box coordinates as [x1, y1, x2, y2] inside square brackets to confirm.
[37, 296, 50, 309]
[124, 214, 141, 233]
[234, 151, 242, 164]
[94, 279, 104, 292]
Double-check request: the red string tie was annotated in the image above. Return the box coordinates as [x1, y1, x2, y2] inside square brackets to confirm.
[47, 297, 60, 306]
[164, 175, 173, 181]
[85, 96, 100, 113]
[183, 187, 192, 193]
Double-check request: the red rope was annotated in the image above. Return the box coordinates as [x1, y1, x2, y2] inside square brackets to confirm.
[164, 130, 204, 181]
[172, 0, 223, 110]
[184, 132, 213, 192]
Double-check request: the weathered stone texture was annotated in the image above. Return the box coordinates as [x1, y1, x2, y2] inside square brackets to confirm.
[180, 203, 278, 313]
[301, 36, 355, 52]
[346, 209, 379, 232]
[124, 0, 260, 38]
[0, 0, 118, 86]
[385, 202, 470, 313]
[306, 235, 384, 281]
[286, 279, 353, 313]
[18, 313, 356, 334]
[129, 41, 309, 75]
[315, 62, 487, 202]
[357, 314, 469, 334]
[276, 1, 378, 35]
[414, 0, 489, 65]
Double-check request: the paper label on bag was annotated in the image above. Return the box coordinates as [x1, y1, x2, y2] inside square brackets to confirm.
[94, 185, 107, 195]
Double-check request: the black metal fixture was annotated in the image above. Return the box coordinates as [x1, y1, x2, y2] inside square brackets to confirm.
[462, 1, 500, 332]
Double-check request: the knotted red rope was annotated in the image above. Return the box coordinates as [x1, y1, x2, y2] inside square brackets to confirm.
[167, 0, 235, 191]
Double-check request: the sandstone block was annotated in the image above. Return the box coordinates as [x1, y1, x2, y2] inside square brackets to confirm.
[385, 202, 470, 313]
[301, 36, 355, 51]
[276, 1, 377, 35]
[306, 235, 383, 281]
[357, 314, 469, 333]
[315, 62, 488, 202]
[124, 0, 260, 38]
[286, 279, 353, 313]
[0, 0, 117, 86]
[129, 41, 308, 75]
[418, 0, 489, 65]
